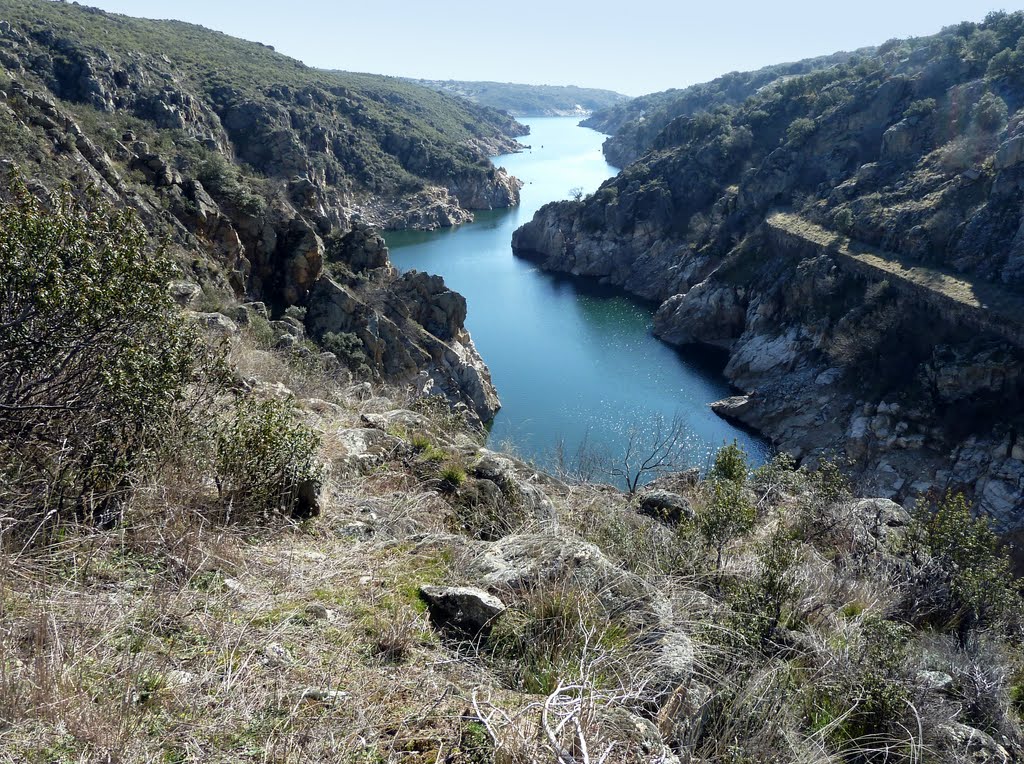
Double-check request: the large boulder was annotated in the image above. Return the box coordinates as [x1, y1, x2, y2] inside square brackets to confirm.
[464, 534, 668, 629]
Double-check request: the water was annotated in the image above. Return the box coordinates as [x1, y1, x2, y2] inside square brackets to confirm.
[388, 117, 769, 479]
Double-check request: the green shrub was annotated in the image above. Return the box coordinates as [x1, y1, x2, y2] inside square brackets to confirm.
[0, 178, 224, 537]
[973, 92, 1009, 132]
[321, 331, 372, 378]
[709, 440, 749, 483]
[698, 478, 756, 569]
[911, 491, 1021, 640]
[904, 98, 937, 119]
[786, 117, 816, 144]
[215, 398, 324, 519]
[438, 464, 467, 492]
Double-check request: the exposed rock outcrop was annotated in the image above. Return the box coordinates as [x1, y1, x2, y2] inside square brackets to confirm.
[513, 14, 1024, 530]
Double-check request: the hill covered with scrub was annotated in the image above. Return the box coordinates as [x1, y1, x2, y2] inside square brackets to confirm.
[3, 174, 1024, 763]
[580, 50, 868, 167]
[515, 11, 1024, 541]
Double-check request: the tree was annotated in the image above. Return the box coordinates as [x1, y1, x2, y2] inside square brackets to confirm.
[698, 477, 755, 570]
[0, 178, 223, 537]
[568, 186, 585, 202]
[607, 412, 693, 494]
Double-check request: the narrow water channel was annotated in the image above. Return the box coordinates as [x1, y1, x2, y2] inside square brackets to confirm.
[388, 117, 769, 478]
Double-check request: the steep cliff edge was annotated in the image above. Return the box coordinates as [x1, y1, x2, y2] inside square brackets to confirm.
[515, 12, 1024, 527]
[0, 0, 508, 419]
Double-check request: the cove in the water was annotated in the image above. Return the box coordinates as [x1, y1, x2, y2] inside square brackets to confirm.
[388, 117, 769, 478]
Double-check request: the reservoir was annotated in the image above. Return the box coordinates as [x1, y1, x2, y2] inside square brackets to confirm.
[388, 117, 769, 479]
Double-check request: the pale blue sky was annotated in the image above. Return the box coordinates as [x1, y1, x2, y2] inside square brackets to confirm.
[84, 1, 1022, 95]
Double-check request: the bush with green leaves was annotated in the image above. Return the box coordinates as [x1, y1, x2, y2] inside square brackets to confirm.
[709, 440, 749, 483]
[0, 178, 224, 537]
[214, 398, 324, 520]
[911, 491, 1021, 641]
[698, 477, 756, 569]
[320, 331, 372, 378]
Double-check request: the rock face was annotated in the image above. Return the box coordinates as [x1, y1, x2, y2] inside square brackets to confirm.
[513, 15, 1024, 531]
[305, 270, 500, 422]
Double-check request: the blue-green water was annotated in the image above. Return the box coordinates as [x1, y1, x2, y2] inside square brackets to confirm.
[389, 117, 769, 476]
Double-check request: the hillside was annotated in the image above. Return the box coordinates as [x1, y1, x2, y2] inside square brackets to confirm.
[513, 11, 1024, 534]
[581, 50, 869, 166]
[2, 5, 1024, 762]
[3, 182, 1023, 764]
[410, 79, 630, 117]
[0, 0, 528, 231]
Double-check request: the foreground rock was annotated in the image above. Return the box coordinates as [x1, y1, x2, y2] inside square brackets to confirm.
[419, 585, 506, 637]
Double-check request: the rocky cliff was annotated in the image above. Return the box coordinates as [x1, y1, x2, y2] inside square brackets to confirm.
[515, 12, 1024, 529]
[0, 0, 512, 419]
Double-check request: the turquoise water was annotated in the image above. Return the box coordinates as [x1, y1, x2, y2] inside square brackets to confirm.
[388, 117, 769, 478]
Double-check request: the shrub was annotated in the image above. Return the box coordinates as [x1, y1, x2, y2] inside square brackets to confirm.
[0, 178, 224, 538]
[320, 331, 372, 378]
[698, 478, 755, 569]
[973, 92, 1009, 132]
[214, 398, 324, 519]
[786, 117, 816, 144]
[904, 98, 938, 120]
[911, 491, 1021, 640]
[709, 440, 748, 483]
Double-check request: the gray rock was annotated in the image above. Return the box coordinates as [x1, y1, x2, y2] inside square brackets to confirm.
[638, 489, 694, 525]
[187, 311, 239, 338]
[168, 280, 201, 307]
[936, 722, 1011, 763]
[917, 670, 954, 693]
[419, 585, 505, 637]
[465, 534, 668, 629]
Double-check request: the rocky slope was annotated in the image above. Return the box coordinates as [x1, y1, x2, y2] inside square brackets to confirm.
[514, 12, 1024, 530]
[410, 79, 630, 117]
[0, 0, 519, 419]
[581, 50, 868, 167]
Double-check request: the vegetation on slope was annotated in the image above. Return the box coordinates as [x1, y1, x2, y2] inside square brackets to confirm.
[0, 0, 525, 199]
[581, 50, 868, 165]
[1, 185, 1023, 762]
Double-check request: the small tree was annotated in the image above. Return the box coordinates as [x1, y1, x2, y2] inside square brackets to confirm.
[912, 491, 1021, 643]
[709, 439, 748, 483]
[215, 398, 325, 520]
[698, 478, 755, 570]
[608, 412, 692, 493]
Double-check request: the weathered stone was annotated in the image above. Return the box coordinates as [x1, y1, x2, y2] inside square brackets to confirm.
[419, 584, 506, 637]
[187, 311, 239, 337]
[637, 489, 694, 525]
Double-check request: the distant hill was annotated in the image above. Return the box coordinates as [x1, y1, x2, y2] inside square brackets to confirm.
[410, 79, 630, 117]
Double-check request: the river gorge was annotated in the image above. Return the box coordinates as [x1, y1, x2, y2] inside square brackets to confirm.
[389, 117, 769, 477]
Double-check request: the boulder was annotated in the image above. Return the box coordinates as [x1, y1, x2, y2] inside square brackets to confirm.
[935, 723, 1011, 763]
[187, 311, 239, 337]
[419, 585, 506, 637]
[465, 534, 667, 629]
[637, 489, 694, 525]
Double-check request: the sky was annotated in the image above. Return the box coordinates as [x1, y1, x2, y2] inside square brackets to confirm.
[82, 1, 1024, 96]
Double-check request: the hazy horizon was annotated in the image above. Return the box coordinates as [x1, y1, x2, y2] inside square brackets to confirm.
[80, 1, 1024, 96]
